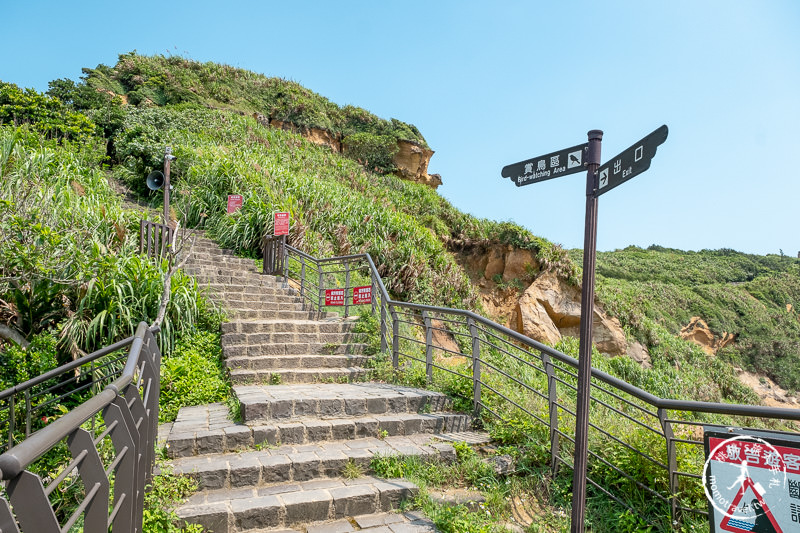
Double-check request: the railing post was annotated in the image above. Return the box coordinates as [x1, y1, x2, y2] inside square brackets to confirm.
[139, 220, 145, 254]
[370, 272, 376, 315]
[541, 351, 560, 474]
[391, 306, 399, 369]
[24, 390, 30, 438]
[345, 260, 351, 318]
[7, 394, 14, 450]
[281, 235, 288, 279]
[380, 300, 388, 353]
[318, 266, 324, 312]
[300, 257, 306, 305]
[423, 311, 433, 383]
[658, 408, 679, 527]
[468, 318, 481, 419]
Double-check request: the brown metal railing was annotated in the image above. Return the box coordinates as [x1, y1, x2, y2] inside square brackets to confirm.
[0, 322, 161, 532]
[139, 220, 174, 259]
[267, 238, 800, 529]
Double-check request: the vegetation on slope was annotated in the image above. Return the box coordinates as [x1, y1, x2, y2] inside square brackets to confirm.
[573, 246, 800, 393]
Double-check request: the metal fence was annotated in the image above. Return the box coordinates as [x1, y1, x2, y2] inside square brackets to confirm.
[139, 220, 174, 259]
[0, 322, 162, 533]
[267, 239, 800, 529]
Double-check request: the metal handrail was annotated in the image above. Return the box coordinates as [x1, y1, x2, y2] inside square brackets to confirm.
[266, 236, 800, 528]
[0, 322, 162, 532]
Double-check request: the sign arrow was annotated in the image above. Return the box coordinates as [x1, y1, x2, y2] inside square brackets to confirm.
[594, 125, 668, 197]
[501, 142, 589, 187]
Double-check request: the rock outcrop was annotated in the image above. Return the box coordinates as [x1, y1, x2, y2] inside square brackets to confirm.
[393, 140, 438, 188]
[513, 271, 628, 356]
[455, 243, 634, 358]
[679, 317, 736, 355]
[257, 116, 441, 188]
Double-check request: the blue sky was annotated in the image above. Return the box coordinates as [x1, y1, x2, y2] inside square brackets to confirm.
[3, 1, 799, 255]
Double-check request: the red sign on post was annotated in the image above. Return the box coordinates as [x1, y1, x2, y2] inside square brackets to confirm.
[274, 212, 290, 236]
[352, 285, 372, 305]
[325, 288, 345, 306]
[227, 194, 243, 214]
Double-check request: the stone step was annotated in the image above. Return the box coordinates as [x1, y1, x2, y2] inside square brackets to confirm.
[169, 435, 452, 491]
[230, 367, 370, 385]
[226, 354, 372, 371]
[276, 511, 438, 533]
[234, 384, 453, 423]
[221, 331, 363, 346]
[208, 301, 307, 312]
[165, 404, 471, 458]
[202, 286, 299, 299]
[230, 309, 340, 321]
[176, 477, 420, 533]
[193, 275, 281, 287]
[222, 342, 369, 358]
[222, 319, 357, 336]
[217, 295, 306, 307]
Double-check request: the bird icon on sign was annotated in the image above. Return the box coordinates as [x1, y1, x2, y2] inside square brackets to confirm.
[568, 149, 583, 169]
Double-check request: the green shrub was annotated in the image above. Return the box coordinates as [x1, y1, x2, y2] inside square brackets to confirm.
[342, 132, 399, 173]
[159, 330, 230, 422]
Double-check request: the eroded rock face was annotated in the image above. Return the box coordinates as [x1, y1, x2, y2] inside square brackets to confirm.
[513, 271, 627, 356]
[264, 118, 442, 188]
[680, 317, 736, 355]
[393, 140, 435, 186]
[626, 341, 652, 368]
[503, 249, 538, 282]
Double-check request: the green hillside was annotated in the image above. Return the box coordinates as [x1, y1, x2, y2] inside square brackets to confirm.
[3, 52, 800, 532]
[584, 246, 800, 392]
[4, 51, 799, 398]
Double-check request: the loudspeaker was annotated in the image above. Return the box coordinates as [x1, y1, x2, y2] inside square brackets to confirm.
[146, 171, 165, 191]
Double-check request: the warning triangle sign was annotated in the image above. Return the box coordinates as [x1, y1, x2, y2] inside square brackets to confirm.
[720, 477, 782, 533]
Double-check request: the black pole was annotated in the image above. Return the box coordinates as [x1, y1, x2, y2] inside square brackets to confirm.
[570, 129, 602, 532]
[163, 147, 172, 226]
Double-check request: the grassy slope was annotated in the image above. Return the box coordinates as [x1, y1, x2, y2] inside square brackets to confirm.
[572, 246, 800, 392]
[28, 52, 800, 398]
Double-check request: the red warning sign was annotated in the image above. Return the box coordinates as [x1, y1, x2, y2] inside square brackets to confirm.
[274, 212, 290, 236]
[325, 288, 345, 306]
[718, 477, 781, 532]
[227, 194, 243, 214]
[704, 430, 800, 533]
[352, 285, 372, 305]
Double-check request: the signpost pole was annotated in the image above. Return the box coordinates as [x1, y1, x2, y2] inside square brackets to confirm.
[570, 129, 603, 532]
[163, 147, 173, 226]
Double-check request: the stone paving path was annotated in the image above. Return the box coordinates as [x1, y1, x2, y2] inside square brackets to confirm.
[162, 232, 477, 532]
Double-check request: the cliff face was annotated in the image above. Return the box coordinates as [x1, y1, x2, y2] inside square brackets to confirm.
[455, 243, 635, 360]
[257, 114, 441, 189]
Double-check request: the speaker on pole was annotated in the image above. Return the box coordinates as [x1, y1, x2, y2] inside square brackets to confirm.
[146, 171, 165, 191]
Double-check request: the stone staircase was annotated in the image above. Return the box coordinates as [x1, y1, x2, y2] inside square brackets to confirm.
[162, 231, 478, 532]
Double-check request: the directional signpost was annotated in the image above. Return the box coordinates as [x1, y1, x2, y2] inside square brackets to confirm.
[595, 125, 668, 197]
[501, 125, 668, 532]
[502, 143, 589, 187]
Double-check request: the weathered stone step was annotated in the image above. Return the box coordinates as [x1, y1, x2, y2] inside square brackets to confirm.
[259, 511, 438, 533]
[231, 309, 340, 321]
[230, 367, 370, 385]
[200, 284, 302, 307]
[223, 341, 369, 357]
[221, 330, 362, 346]
[226, 354, 371, 371]
[217, 295, 305, 307]
[208, 301, 306, 313]
[165, 404, 471, 458]
[193, 275, 281, 287]
[169, 435, 452, 491]
[176, 476, 420, 533]
[235, 384, 453, 423]
[222, 319, 357, 336]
